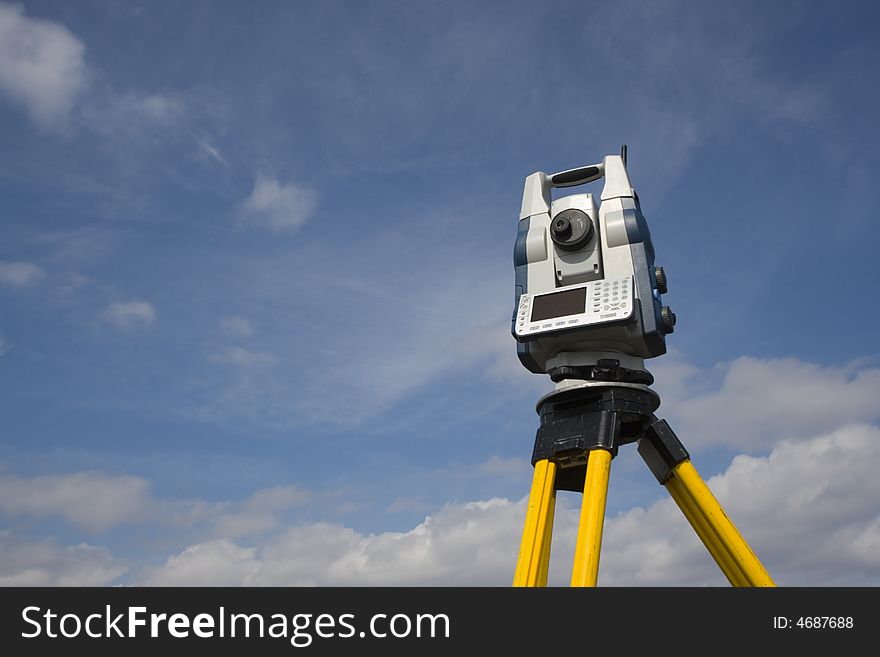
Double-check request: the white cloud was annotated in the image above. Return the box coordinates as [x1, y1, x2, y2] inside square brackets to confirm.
[0, 470, 308, 541]
[0, 532, 126, 586]
[145, 540, 261, 586]
[139, 425, 880, 586]
[101, 300, 156, 330]
[0, 3, 87, 130]
[0, 471, 153, 532]
[143, 498, 525, 586]
[652, 356, 880, 449]
[0, 260, 46, 288]
[240, 173, 317, 232]
[219, 315, 254, 338]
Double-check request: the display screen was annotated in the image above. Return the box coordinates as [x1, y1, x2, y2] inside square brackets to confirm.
[530, 287, 586, 322]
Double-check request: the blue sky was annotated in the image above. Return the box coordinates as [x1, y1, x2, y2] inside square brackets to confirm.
[1, 0, 879, 585]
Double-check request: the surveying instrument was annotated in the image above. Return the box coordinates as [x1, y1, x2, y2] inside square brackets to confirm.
[511, 147, 774, 587]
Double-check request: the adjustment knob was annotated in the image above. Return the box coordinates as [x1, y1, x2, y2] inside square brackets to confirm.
[552, 215, 572, 240]
[655, 266, 668, 294]
[550, 209, 594, 251]
[661, 306, 676, 334]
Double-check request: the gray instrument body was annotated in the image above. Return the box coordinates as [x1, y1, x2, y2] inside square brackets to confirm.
[512, 154, 671, 374]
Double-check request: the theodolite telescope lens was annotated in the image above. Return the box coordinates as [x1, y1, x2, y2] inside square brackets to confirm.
[550, 209, 594, 251]
[554, 216, 572, 237]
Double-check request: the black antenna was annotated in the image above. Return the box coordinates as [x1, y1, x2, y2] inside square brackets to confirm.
[621, 144, 628, 167]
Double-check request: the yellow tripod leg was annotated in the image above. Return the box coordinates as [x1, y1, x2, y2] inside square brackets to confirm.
[669, 460, 775, 587]
[571, 449, 612, 587]
[513, 459, 557, 586]
[537, 487, 556, 587]
[666, 477, 748, 587]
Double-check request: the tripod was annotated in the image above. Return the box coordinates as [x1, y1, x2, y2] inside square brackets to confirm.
[512, 374, 775, 587]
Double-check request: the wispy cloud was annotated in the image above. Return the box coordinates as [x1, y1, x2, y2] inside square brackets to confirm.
[210, 346, 275, 367]
[101, 300, 157, 331]
[29, 227, 115, 267]
[0, 260, 46, 288]
[133, 93, 186, 123]
[193, 219, 531, 427]
[82, 91, 189, 138]
[198, 138, 229, 168]
[386, 497, 433, 514]
[210, 485, 310, 539]
[57, 272, 91, 298]
[219, 315, 254, 339]
[239, 173, 317, 232]
[432, 455, 531, 482]
[0, 3, 88, 130]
